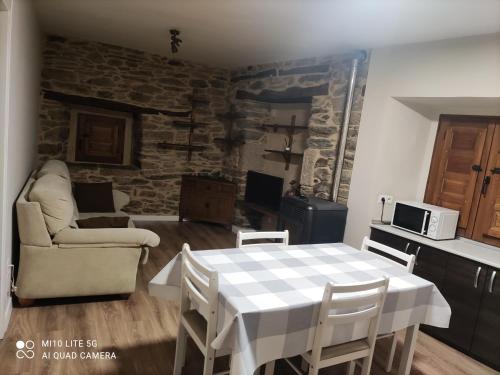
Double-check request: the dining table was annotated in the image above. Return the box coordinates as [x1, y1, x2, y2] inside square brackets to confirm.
[149, 242, 451, 375]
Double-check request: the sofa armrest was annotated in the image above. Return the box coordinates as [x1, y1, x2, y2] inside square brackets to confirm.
[53, 228, 160, 247]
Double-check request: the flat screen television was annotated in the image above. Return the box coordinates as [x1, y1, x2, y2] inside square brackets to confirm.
[244, 171, 284, 211]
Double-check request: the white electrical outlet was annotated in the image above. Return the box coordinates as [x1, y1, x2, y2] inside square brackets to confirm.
[377, 194, 394, 204]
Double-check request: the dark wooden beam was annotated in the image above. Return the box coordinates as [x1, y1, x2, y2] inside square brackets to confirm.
[42, 90, 191, 117]
[231, 69, 277, 83]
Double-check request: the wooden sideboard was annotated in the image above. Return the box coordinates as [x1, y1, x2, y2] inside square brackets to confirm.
[179, 175, 237, 228]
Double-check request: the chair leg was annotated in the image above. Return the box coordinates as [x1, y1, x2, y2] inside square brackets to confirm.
[203, 347, 216, 375]
[264, 360, 275, 375]
[386, 334, 398, 372]
[360, 355, 374, 375]
[301, 358, 308, 372]
[346, 361, 356, 375]
[173, 325, 188, 375]
[308, 364, 319, 375]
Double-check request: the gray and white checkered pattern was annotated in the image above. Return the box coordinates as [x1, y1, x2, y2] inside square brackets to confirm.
[150, 243, 451, 375]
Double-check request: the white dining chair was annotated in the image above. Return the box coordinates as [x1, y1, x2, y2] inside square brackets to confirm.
[285, 277, 390, 375]
[173, 243, 229, 375]
[236, 230, 289, 248]
[359, 236, 416, 373]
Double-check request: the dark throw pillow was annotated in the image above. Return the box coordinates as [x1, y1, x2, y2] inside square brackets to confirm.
[76, 216, 130, 229]
[74, 182, 115, 213]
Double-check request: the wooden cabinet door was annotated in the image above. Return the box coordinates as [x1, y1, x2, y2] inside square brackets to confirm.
[411, 244, 448, 287]
[438, 254, 486, 352]
[473, 125, 500, 247]
[76, 113, 125, 164]
[425, 116, 491, 233]
[471, 267, 500, 370]
[370, 228, 413, 253]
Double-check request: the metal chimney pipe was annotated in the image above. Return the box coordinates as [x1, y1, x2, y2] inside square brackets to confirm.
[331, 51, 365, 202]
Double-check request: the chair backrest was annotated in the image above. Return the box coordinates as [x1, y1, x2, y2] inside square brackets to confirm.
[361, 237, 415, 273]
[180, 243, 219, 346]
[236, 230, 289, 248]
[310, 277, 390, 366]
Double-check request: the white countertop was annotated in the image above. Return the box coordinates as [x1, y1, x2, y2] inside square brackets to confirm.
[370, 224, 500, 269]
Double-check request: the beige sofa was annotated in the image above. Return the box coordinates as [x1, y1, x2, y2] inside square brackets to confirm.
[15, 160, 160, 304]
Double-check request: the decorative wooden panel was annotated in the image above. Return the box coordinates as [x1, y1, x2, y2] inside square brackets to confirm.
[75, 113, 126, 164]
[473, 125, 500, 246]
[425, 116, 490, 233]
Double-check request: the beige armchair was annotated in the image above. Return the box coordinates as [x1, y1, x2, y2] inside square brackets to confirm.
[15, 160, 160, 305]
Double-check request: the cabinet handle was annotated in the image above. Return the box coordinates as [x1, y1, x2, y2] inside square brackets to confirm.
[489, 271, 497, 293]
[404, 242, 410, 253]
[474, 266, 482, 288]
[414, 246, 421, 266]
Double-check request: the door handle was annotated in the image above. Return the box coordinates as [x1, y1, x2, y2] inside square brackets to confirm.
[474, 266, 482, 288]
[481, 176, 491, 196]
[472, 164, 482, 172]
[491, 168, 500, 175]
[404, 242, 410, 253]
[489, 271, 497, 293]
[414, 246, 421, 266]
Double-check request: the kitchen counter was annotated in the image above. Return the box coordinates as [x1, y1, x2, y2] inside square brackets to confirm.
[370, 224, 500, 268]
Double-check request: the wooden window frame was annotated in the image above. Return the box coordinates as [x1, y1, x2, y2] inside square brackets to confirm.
[67, 106, 134, 167]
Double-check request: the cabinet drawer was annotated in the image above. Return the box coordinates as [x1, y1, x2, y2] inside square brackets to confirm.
[370, 228, 413, 253]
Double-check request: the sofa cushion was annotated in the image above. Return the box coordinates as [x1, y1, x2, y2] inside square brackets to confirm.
[76, 216, 130, 229]
[37, 160, 70, 180]
[29, 174, 74, 235]
[74, 182, 115, 213]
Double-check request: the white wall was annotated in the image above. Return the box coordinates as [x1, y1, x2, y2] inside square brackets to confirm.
[345, 33, 500, 248]
[0, 0, 42, 337]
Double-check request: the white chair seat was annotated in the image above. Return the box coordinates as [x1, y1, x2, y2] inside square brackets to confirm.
[302, 339, 370, 365]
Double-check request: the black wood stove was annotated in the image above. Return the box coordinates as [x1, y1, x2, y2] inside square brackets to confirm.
[278, 196, 347, 245]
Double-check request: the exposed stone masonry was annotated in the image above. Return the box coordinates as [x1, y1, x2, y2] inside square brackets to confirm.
[38, 36, 368, 218]
[38, 36, 229, 214]
[225, 54, 369, 210]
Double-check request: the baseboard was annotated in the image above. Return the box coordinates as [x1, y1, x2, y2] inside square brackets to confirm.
[0, 297, 12, 339]
[130, 215, 179, 222]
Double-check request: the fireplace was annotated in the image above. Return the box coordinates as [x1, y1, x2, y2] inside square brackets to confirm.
[278, 196, 347, 244]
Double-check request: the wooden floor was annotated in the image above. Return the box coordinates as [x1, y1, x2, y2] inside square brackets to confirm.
[0, 222, 496, 375]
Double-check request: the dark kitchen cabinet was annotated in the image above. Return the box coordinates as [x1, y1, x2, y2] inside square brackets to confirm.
[470, 267, 500, 369]
[370, 227, 500, 370]
[369, 229, 448, 286]
[438, 255, 486, 351]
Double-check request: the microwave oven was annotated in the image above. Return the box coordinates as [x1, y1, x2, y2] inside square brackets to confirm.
[391, 201, 459, 240]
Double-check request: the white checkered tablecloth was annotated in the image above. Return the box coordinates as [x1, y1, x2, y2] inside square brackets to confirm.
[149, 243, 451, 375]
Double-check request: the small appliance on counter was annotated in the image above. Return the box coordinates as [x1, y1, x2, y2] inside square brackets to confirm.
[391, 201, 459, 240]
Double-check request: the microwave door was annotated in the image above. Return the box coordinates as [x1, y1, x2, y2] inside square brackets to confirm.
[393, 203, 430, 235]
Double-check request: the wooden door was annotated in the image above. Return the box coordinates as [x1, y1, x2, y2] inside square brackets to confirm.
[438, 254, 486, 351]
[425, 116, 491, 234]
[76, 113, 125, 164]
[473, 125, 500, 247]
[470, 267, 500, 370]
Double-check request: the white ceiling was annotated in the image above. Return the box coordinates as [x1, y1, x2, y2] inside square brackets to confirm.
[34, 0, 500, 67]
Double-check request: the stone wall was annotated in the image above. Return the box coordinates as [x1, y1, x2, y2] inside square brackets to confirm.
[37, 36, 368, 219]
[225, 53, 369, 213]
[38, 36, 229, 214]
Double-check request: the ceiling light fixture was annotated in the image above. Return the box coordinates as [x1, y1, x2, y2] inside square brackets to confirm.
[170, 29, 182, 54]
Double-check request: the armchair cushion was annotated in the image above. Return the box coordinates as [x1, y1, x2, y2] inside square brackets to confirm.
[53, 228, 160, 248]
[74, 182, 115, 213]
[37, 159, 70, 180]
[29, 174, 74, 235]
